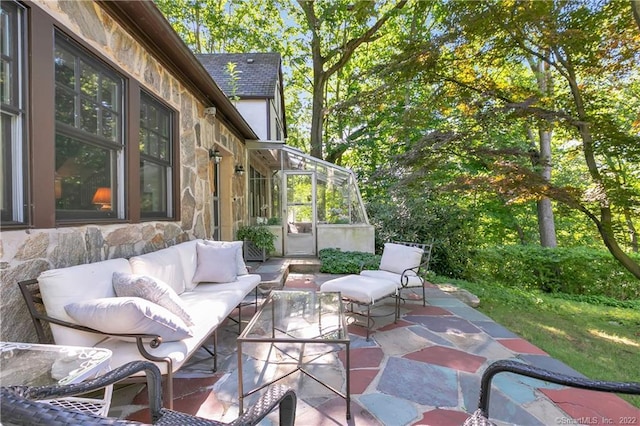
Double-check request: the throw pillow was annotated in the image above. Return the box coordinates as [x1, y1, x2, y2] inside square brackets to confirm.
[202, 240, 249, 275]
[379, 243, 424, 275]
[192, 242, 238, 284]
[112, 272, 194, 326]
[64, 297, 193, 342]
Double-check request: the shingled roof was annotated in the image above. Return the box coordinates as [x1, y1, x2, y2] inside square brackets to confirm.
[195, 53, 282, 99]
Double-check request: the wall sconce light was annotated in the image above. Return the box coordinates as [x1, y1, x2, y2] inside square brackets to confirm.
[235, 164, 245, 176]
[208, 148, 222, 164]
[92, 187, 112, 210]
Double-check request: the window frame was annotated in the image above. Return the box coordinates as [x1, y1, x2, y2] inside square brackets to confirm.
[139, 90, 174, 220]
[54, 32, 125, 222]
[0, 0, 28, 227]
[21, 6, 181, 229]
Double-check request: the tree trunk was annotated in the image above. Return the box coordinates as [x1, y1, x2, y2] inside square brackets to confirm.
[624, 208, 639, 252]
[632, 0, 640, 32]
[528, 58, 557, 248]
[310, 72, 326, 159]
[565, 61, 640, 279]
[536, 129, 557, 248]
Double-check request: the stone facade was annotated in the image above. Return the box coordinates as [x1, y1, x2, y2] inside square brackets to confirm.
[0, 1, 248, 343]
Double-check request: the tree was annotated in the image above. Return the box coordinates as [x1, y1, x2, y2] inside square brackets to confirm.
[294, 0, 408, 159]
[422, 0, 640, 277]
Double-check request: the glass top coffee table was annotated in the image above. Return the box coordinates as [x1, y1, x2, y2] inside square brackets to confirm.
[237, 290, 351, 420]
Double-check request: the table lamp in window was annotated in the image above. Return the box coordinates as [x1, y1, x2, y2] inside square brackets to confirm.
[92, 187, 112, 210]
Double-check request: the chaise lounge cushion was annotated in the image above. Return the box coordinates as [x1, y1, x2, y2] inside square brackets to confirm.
[378, 242, 423, 275]
[112, 272, 194, 326]
[64, 297, 193, 342]
[191, 242, 238, 284]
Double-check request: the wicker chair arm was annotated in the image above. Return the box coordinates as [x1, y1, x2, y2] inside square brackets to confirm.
[229, 384, 297, 426]
[0, 387, 144, 425]
[476, 359, 640, 419]
[7, 361, 163, 417]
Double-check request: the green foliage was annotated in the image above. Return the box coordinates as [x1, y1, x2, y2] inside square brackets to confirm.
[266, 217, 281, 225]
[236, 225, 276, 252]
[318, 248, 380, 274]
[468, 245, 640, 300]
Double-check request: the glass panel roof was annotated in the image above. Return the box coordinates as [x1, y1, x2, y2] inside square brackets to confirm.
[248, 142, 368, 224]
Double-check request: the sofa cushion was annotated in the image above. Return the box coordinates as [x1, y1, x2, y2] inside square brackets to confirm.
[112, 272, 194, 326]
[38, 258, 132, 347]
[192, 242, 238, 284]
[64, 297, 193, 342]
[129, 246, 187, 294]
[203, 240, 248, 275]
[379, 243, 424, 275]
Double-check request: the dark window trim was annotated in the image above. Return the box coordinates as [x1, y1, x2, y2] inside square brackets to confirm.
[25, 2, 180, 229]
[0, 1, 29, 228]
[139, 89, 177, 221]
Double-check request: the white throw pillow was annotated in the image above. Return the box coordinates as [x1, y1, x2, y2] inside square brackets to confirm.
[112, 272, 194, 326]
[379, 243, 424, 275]
[203, 240, 249, 275]
[64, 297, 193, 342]
[192, 242, 239, 284]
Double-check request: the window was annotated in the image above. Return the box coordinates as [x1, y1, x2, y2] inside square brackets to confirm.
[250, 166, 268, 224]
[1, 1, 27, 225]
[139, 92, 173, 218]
[54, 33, 124, 220]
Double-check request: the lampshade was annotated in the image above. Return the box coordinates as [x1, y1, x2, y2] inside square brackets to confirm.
[235, 165, 245, 175]
[92, 187, 112, 210]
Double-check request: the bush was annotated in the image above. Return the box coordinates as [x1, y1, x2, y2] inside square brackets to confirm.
[318, 248, 381, 274]
[468, 245, 640, 300]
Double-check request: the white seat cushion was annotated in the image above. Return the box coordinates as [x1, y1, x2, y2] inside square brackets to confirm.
[321, 275, 397, 304]
[360, 269, 423, 288]
[379, 242, 423, 275]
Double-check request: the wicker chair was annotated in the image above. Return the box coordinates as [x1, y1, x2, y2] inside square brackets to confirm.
[1, 360, 297, 426]
[463, 359, 640, 426]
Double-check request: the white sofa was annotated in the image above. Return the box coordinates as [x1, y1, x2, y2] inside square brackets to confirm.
[23, 239, 261, 407]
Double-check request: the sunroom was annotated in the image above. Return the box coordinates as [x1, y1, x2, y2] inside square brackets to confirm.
[246, 141, 374, 257]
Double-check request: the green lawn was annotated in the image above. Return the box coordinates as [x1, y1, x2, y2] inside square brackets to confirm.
[433, 277, 640, 408]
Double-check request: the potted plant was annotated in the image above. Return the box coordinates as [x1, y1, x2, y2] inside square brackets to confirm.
[236, 225, 276, 262]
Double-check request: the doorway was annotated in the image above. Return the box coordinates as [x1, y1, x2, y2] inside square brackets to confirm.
[284, 171, 315, 256]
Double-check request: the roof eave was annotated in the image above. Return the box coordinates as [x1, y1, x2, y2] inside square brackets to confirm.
[96, 0, 258, 141]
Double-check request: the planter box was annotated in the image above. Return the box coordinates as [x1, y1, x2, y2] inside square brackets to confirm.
[243, 240, 269, 262]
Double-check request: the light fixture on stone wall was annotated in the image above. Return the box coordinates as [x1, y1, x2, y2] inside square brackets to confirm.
[235, 164, 245, 175]
[209, 148, 222, 164]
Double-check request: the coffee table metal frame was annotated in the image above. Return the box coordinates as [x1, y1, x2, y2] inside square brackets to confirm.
[237, 290, 351, 420]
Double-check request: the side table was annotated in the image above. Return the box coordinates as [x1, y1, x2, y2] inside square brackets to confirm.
[0, 341, 113, 416]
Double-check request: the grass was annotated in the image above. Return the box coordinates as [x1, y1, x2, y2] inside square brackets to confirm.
[432, 276, 640, 408]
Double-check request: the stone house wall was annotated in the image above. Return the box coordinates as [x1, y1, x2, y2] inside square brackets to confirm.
[0, 1, 248, 343]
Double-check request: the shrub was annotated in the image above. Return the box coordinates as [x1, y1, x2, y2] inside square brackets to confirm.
[468, 245, 640, 300]
[236, 225, 276, 253]
[318, 248, 381, 274]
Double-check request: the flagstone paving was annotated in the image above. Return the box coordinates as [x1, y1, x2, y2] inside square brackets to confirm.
[111, 269, 639, 426]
